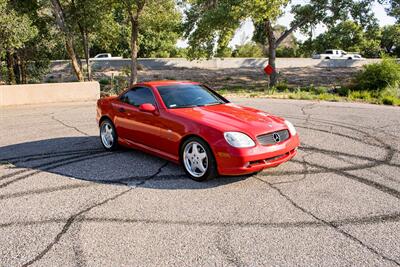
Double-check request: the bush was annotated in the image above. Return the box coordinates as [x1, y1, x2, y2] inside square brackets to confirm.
[379, 86, 400, 105]
[380, 95, 396, 105]
[317, 93, 340, 101]
[99, 77, 111, 85]
[276, 47, 299, 57]
[354, 58, 400, 91]
[348, 91, 374, 101]
[335, 86, 350, 96]
[232, 42, 263, 58]
[274, 81, 289, 92]
[310, 86, 328, 95]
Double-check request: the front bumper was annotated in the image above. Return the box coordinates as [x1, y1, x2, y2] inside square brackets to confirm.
[215, 134, 300, 175]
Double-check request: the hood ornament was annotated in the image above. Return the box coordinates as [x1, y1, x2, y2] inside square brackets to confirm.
[273, 133, 281, 143]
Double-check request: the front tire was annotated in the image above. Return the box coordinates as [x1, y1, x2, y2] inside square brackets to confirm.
[100, 119, 118, 151]
[181, 137, 218, 181]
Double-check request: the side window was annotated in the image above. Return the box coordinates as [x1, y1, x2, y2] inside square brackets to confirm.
[120, 87, 156, 107]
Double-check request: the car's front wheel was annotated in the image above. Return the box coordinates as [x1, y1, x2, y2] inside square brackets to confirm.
[100, 119, 118, 151]
[181, 137, 218, 181]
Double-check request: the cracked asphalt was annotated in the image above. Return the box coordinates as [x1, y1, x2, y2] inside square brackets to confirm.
[1, 98, 400, 266]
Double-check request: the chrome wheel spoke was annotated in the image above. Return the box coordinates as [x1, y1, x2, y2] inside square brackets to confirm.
[198, 151, 207, 160]
[192, 143, 198, 155]
[196, 161, 206, 173]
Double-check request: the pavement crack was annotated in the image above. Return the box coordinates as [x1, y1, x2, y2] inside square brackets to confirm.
[254, 176, 400, 266]
[21, 189, 132, 267]
[0, 152, 111, 189]
[270, 152, 312, 185]
[20, 161, 168, 267]
[215, 228, 246, 267]
[51, 115, 90, 136]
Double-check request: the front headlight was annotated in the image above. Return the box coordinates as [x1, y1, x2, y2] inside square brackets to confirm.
[284, 120, 297, 136]
[224, 132, 255, 148]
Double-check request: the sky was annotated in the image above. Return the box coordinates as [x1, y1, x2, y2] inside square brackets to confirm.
[177, 1, 397, 48]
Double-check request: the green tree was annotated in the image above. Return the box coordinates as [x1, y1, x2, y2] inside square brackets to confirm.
[253, 24, 299, 57]
[381, 24, 400, 56]
[183, 0, 377, 86]
[50, 0, 84, 81]
[183, 0, 287, 85]
[122, 0, 147, 86]
[67, 0, 117, 80]
[138, 1, 182, 58]
[232, 42, 263, 57]
[0, 0, 37, 84]
[120, 0, 181, 85]
[379, 0, 400, 22]
[309, 20, 382, 58]
[11, 0, 63, 84]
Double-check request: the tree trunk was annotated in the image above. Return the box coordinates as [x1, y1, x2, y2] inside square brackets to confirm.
[50, 0, 84, 82]
[130, 16, 139, 86]
[0, 48, 3, 84]
[265, 20, 277, 87]
[65, 38, 84, 81]
[79, 25, 91, 81]
[14, 53, 22, 84]
[6, 51, 16, 85]
[83, 32, 91, 81]
[20, 57, 27, 84]
[127, 1, 145, 86]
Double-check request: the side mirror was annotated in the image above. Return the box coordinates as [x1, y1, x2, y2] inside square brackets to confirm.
[139, 103, 156, 113]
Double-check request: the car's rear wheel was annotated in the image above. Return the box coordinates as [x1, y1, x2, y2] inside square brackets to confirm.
[100, 119, 118, 151]
[181, 137, 218, 181]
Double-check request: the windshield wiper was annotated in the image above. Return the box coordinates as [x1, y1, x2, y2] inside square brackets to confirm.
[199, 102, 223, 107]
[170, 104, 198, 109]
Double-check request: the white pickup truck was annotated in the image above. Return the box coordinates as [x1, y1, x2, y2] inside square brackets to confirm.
[312, 49, 363, 60]
[92, 53, 123, 60]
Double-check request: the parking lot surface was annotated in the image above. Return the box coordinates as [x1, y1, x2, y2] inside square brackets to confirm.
[1, 98, 400, 266]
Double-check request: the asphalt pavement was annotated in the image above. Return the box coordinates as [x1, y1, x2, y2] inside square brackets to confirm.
[1, 98, 400, 266]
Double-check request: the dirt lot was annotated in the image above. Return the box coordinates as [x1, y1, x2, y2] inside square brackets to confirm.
[137, 67, 360, 88]
[48, 65, 361, 89]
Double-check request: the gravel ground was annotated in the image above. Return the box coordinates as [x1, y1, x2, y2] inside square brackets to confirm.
[0, 98, 399, 266]
[48, 66, 360, 88]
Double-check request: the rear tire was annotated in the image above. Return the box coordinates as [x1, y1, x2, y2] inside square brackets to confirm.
[100, 119, 118, 151]
[180, 137, 218, 181]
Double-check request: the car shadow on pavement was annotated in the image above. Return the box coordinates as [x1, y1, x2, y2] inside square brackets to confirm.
[0, 136, 249, 190]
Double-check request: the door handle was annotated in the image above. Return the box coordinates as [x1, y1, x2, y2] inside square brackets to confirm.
[119, 107, 126, 113]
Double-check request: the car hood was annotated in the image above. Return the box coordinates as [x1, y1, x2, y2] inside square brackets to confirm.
[170, 103, 287, 137]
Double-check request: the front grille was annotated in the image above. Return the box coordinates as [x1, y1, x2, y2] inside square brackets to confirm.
[257, 129, 290, 145]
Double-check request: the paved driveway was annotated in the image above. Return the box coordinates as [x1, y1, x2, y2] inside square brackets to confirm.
[1, 98, 399, 266]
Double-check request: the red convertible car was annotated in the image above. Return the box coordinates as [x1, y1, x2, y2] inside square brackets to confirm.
[96, 81, 299, 181]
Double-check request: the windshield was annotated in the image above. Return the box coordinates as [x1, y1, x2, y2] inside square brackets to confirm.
[157, 84, 228, 109]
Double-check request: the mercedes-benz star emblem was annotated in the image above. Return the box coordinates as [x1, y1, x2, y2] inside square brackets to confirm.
[273, 133, 281, 143]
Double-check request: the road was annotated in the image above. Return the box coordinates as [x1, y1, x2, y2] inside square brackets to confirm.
[1, 98, 399, 266]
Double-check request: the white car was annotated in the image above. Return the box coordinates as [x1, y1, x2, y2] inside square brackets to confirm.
[312, 49, 363, 60]
[92, 53, 123, 60]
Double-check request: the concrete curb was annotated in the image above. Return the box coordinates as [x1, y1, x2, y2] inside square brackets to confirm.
[0, 81, 100, 106]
